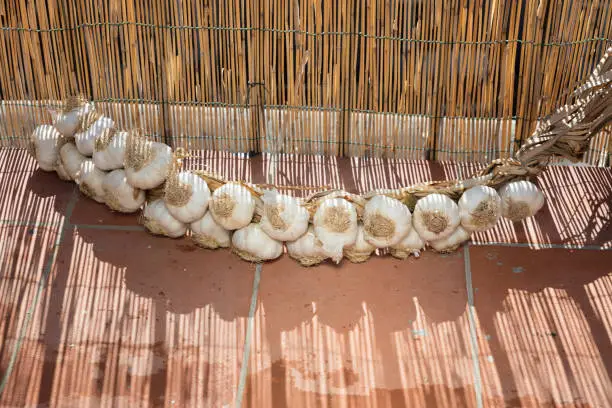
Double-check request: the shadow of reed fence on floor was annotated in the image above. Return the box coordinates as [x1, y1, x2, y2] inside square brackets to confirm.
[0, 0, 610, 165]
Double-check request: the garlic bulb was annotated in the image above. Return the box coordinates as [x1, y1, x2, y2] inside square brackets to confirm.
[74, 114, 115, 156]
[389, 228, 425, 259]
[48, 97, 95, 137]
[344, 224, 376, 263]
[164, 171, 211, 224]
[124, 131, 173, 189]
[286, 226, 327, 267]
[209, 183, 256, 230]
[58, 142, 87, 180]
[142, 199, 187, 238]
[499, 180, 545, 222]
[363, 195, 412, 247]
[102, 169, 145, 213]
[412, 194, 460, 241]
[232, 223, 283, 262]
[313, 198, 358, 263]
[458, 186, 502, 232]
[430, 226, 471, 253]
[190, 212, 231, 249]
[77, 160, 106, 203]
[260, 190, 309, 241]
[93, 128, 128, 170]
[55, 159, 71, 181]
[28, 125, 62, 171]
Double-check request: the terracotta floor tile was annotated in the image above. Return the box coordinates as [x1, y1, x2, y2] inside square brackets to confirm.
[245, 252, 479, 408]
[469, 246, 612, 407]
[0, 148, 40, 173]
[69, 193, 143, 227]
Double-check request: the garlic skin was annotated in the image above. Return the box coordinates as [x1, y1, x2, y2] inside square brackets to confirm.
[75, 115, 115, 156]
[313, 198, 358, 263]
[142, 199, 187, 238]
[344, 224, 376, 263]
[164, 171, 211, 224]
[499, 180, 545, 222]
[430, 226, 471, 253]
[260, 190, 309, 241]
[29, 125, 62, 171]
[209, 183, 256, 230]
[49, 101, 95, 137]
[286, 226, 327, 266]
[55, 160, 71, 181]
[232, 223, 283, 262]
[93, 129, 127, 170]
[125, 139, 173, 189]
[459, 186, 502, 232]
[363, 195, 412, 247]
[190, 212, 231, 249]
[58, 142, 87, 180]
[389, 228, 425, 259]
[102, 169, 145, 213]
[77, 160, 106, 203]
[412, 194, 460, 241]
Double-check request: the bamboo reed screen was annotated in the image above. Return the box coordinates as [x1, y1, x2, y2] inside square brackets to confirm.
[0, 0, 611, 165]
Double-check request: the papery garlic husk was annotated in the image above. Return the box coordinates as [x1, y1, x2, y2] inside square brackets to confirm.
[412, 193, 461, 241]
[93, 128, 128, 170]
[124, 130, 173, 189]
[459, 185, 502, 232]
[58, 142, 87, 180]
[164, 170, 211, 224]
[77, 160, 107, 203]
[55, 159, 71, 181]
[190, 211, 231, 249]
[286, 225, 328, 267]
[363, 195, 412, 248]
[499, 180, 545, 222]
[313, 197, 358, 263]
[102, 169, 145, 213]
[389, 228, 425, 260]
[344, 224, 376, 263]
[429, 226, 471, 253]
[74, 113, 115, 156]
[49, 96, 95, 137]
[209, 183, 256, 230]
[28, 125, 63, 172]
[232, 223, 283, 262]
[142, 199, 187, 238]
[260, 190, 309, 241]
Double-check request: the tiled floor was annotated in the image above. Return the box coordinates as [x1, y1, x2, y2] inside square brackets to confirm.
[0, 148, 610, 407]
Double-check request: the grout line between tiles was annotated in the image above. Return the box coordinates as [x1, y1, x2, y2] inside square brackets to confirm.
[464, 243, 484, 408]
[235, 263, 262, 408]
[0, 186, 79, 395]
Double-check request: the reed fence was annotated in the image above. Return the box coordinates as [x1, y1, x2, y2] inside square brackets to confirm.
[0, 0, 611, 165]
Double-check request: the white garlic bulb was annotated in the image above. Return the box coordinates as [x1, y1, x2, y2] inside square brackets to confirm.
[124, 132, 173, 189]
[412, 194, 460, 241]
[209, 183, 256, 230]
[58, 142, 87, 180]
[430, 226, 471, 253]
[286, 226, 328, 267]
[55, 159, 71, 181]
[499, 180, 545, 222]
[363, 195, 412, 247]
[389, 228, 425, 259]
[93, 128, 128, 170]
[344, 224, 376, 263]
[74, 115, 115, 156]
[260, 190, 309, 241]
[142, 199, 187, 238]
[232, 223, 283, 262]
[190, 212, 231, 249]
[77, 160, 106, 203]
[48, 98, 95, 137]
[313, 197, 358, 263]
[28, 125, 62, 172]
[458, 185, 502, 232]
[102, 169, 145, 213]
[164, 171, 211, 224]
